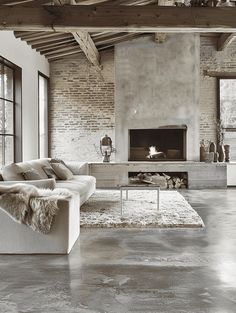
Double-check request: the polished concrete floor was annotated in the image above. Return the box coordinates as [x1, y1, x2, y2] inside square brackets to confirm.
[0, 189, 236, 313]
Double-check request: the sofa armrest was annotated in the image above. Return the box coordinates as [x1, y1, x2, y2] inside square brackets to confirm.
[65, 162, 89, 175]
[0, 178, 56, 190]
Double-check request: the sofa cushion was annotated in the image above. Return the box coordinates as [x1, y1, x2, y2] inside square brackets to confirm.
[25, 159, 51, 179]
[50, 158, 68, 167]
[55, 175, 96, 205]
[51, 163, 74, 180]
[64, 162, 89, 175]
[43, 166, 58, 180]
[21, 169, 42, 180]
[2, 163, 25, 181]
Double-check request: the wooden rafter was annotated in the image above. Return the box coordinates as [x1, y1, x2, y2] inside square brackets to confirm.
[34, 38, 75, 50]
[54, 0, 101, 71]
[0, 0, 50, 5]
[72, 31, 101, 69]
[47, 48, 82, 60]
[25, 33, 72, 44]
[44, 43, 80, 55]
[1, 6, 236, 32]
[217, 33, 236, 51]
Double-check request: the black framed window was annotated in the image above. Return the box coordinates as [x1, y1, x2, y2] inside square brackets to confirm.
[38, 72, 49, 158]
[218, 77, 236, 160]
[0, 59, 15, 166]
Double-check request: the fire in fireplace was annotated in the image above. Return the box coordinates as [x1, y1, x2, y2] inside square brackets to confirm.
[129, 126, 187, 161]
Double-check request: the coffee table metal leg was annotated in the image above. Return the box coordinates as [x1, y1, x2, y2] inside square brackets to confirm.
[157, 188, 160, 211]
[126, 190, 128, 200]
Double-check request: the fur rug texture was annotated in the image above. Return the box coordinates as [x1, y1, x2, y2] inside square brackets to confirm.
[0, 184, 72, 234]
[81, 189, 204, 228]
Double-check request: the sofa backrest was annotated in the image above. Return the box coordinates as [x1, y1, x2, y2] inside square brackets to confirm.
[1, 158, 51, 181]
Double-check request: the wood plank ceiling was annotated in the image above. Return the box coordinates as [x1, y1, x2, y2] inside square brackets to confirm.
[1, 0, 236, 64]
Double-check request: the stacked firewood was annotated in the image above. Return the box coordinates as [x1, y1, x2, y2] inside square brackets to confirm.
[130, 172, 187, 189]
[162, 173, 187, 189]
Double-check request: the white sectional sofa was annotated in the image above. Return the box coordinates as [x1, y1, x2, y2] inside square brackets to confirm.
[0, 159, 96, 254]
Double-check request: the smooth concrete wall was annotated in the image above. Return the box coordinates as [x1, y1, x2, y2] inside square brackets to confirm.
[0, 31, 49, 161]
[115, 34, 200, 161]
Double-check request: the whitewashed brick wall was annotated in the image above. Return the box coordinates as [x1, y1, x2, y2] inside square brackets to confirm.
[49, 50, 115, 162]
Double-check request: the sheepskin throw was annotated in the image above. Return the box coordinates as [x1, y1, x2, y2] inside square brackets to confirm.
[0, 184, 72, 234]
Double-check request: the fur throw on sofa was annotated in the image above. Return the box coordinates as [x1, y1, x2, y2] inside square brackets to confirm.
[0, 184, 72, 234]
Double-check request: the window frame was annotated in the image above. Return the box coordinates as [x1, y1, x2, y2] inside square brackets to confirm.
[38, 71, 49, 159]
[217, 76, 236, 139]
[0, 57, 16, 165]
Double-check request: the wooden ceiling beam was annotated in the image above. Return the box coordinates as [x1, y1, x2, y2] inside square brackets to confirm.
[72, 31, 101, 69]
[39, 41, 76, 52]
[1, 5, 236, 32]
[33, 37, 75, 49]
[96, 33, 144, 47]
[94, 32, 135, 45]
[47, 48, 82, 60]
[17, 31, 56, 40]
[14, 31, 39, 38]
[25, 33, 72, 44]
[0, 0, 50, 5]
[217, 33, 236, 51]
[43, 43, 79, 55]
[54, 0, 102, 71]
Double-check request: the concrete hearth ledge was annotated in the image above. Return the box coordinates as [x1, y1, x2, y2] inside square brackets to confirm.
[89, 162, 227, 189]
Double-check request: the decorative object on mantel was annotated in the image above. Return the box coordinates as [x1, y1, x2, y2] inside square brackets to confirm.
[224, 145, 230, 162]
[100, 134, 115, 163]
[200, 140, 221, 163]
[218, 144, 225, 162]
[200, 139, 210, 162]
[214, 152, 219, 162]
[209, 142, 216, 153]
[80, 189, 204, 228]
[209, 141, 219, 162]
[205, 152, 215, 163]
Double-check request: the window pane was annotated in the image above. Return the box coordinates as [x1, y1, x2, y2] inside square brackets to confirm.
[223, 131, 236, 161]
[39, 74, 48, 158]
[0, 99, 3, 133]
[0, 136, 3, 166]
[220, 79, 236, 128]
[5, 101, 14, 134]
[4, 65, 14, 101]
[4, 136, 14, 165]
[0, 100, 14, 134]
[0, 63, 3, 98]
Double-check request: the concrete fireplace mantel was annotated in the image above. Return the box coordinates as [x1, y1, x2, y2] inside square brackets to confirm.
[89, 161, 227, 189]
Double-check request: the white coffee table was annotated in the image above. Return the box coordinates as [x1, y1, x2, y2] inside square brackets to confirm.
[120, 184, 160, 216]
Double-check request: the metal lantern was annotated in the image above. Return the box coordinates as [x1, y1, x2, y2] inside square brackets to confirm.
[100, 134, 113, 162]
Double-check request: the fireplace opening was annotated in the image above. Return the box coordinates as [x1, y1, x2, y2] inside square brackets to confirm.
[129, 126, 187, 161]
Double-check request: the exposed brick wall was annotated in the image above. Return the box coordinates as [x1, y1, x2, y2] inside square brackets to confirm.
[200, 36, 236, 143]
[49, 50, 115, 162]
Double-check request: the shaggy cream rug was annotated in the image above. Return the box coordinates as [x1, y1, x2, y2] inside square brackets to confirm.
[80, 189, 204, 228]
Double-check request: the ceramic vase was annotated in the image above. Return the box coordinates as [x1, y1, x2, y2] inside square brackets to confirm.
[224, 144, 230, 162]
[200, 146, 206, 162]
[218, 145, 225, 162]
[209, 142, 216, 153]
